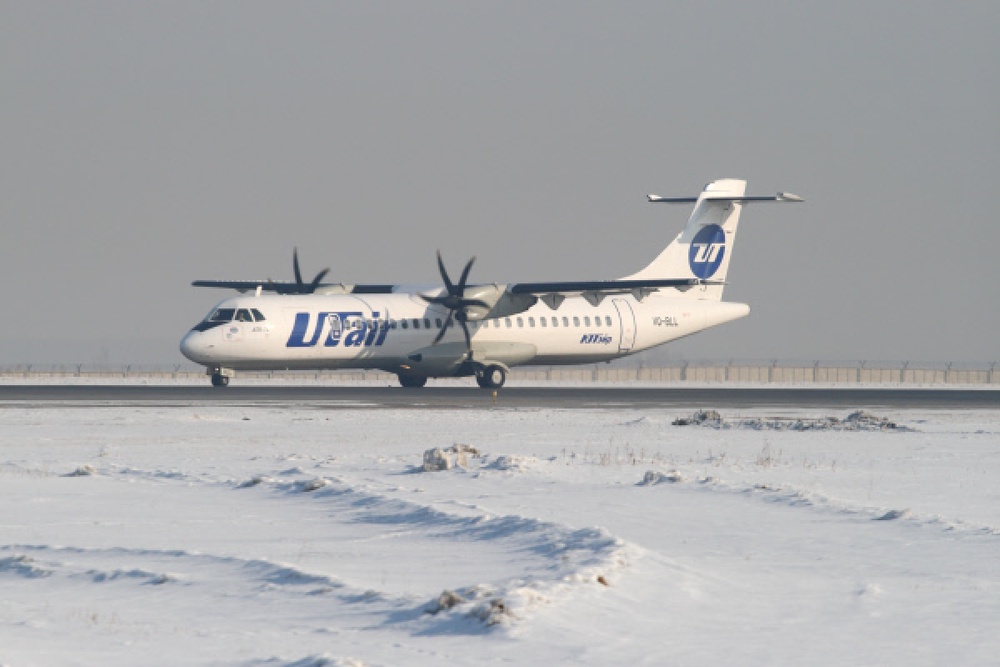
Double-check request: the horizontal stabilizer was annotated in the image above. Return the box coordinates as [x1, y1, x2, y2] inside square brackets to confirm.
[648, 192, 804, 203]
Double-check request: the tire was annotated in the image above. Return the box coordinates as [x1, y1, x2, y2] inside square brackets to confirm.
[478, 364, 506, 389]
[210, 373, 230, 388]
[398, 374, 428, 388]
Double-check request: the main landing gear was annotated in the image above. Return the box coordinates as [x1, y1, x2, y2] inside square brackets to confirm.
[396, 364, 507, 389]
[397, 374, 428, 388]
[475, 364, 506, 389]
[210, 372, 230, 387]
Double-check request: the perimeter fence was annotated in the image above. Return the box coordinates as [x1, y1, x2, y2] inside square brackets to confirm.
[2, 361, 998, 386]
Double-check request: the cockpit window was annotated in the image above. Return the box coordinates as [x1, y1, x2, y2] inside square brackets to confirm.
[251, 308, 266, 321]
[235, 308, 253, 322]
[209, 308, 236, 322]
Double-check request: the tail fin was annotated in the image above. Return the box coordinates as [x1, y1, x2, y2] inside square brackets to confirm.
[622, 179, 801, 300]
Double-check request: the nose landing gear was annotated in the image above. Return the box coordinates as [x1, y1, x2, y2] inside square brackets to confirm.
[208, 368, 232, 387]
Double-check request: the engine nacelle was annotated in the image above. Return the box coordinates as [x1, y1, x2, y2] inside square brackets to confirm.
[461, 284, 538, 320]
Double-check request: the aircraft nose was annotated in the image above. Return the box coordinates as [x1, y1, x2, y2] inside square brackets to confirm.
[179, 330, 209, 363]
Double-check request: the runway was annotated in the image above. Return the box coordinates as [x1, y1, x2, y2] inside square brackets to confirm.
[1, 385, 998, 410]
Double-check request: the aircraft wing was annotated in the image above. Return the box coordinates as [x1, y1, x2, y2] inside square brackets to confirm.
[509, 278, 716, 294]
[191, 280, 396, 295]
[505, 278, 723, 307]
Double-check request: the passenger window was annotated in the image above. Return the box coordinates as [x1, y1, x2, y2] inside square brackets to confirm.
[585, 316, 592, 326]
[528, 317, 535, 327]
[424, 318, 431, 329]
[573, 316, 580, 327]
[401, 319, 409, 329]
[540, 318, 547, 327]
[551, 317, 558, 327]
[210, 308, 235, 322]
[517, 317, 524, 327]
[562, 317, 569, 327]
[606, 316, 613, 326]
[505, 318, 512, 328]
[436, 318, 443, 328]
[251, 308, 266, 322]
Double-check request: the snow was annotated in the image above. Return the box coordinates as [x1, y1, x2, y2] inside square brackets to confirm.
[2, 402, 999, 666]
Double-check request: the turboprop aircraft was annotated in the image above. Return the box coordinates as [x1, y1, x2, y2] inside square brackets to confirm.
[180, 178, 801, 388]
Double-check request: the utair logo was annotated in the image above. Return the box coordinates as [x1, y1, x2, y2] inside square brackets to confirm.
[580, 333, 613, 345]
[688, 224, 726, 279]
[286, 311, 389, 348]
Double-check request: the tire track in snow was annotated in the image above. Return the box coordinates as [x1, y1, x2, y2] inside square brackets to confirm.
[640, 471, 1000, 537]
[251, 473, 634, 628]
[59, 459, 633, 630]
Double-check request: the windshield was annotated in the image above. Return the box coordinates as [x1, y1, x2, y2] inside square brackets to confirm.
[209, 308, 236, 322]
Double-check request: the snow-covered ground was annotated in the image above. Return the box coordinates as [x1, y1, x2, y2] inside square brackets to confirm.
[3, 402, 999, 666]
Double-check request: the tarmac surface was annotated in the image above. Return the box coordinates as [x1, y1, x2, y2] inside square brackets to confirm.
[1, 385, 998, 410]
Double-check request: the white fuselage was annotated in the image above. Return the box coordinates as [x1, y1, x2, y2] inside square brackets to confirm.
[179, 290, 749, 375]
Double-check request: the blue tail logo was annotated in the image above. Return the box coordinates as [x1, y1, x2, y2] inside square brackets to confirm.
[688, 224, 726, 279]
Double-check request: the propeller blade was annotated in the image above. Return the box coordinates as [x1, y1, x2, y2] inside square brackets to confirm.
[457, 256, 476, 292]
[293, 248, 304, 289]
[432, 311, 453, 345]
[310, 268, 330, 292]
[419, 294, 449, 306]
[436, 251, 455, 294]
[459, 319, 472, 354]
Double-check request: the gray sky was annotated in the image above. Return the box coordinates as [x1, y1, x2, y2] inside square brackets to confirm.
[3, 1, 998, 367]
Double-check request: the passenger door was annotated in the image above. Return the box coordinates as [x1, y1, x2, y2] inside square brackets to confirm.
[612, 299, 637, 353]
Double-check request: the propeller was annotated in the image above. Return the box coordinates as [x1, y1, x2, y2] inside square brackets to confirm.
[287, 247, 330, 294]
[420, 251, 491, 355]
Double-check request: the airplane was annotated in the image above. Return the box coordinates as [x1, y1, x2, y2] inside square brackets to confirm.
[179, 178, 802, 388]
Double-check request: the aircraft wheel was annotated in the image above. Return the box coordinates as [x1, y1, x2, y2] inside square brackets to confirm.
[478, 364, 506, 389]
[210, 372, 230, 388]
[398, 374, 428, 388]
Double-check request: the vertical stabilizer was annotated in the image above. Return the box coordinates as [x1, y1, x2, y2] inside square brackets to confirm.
[622, 179, 748, 300]
[622, 179, 803, 300]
